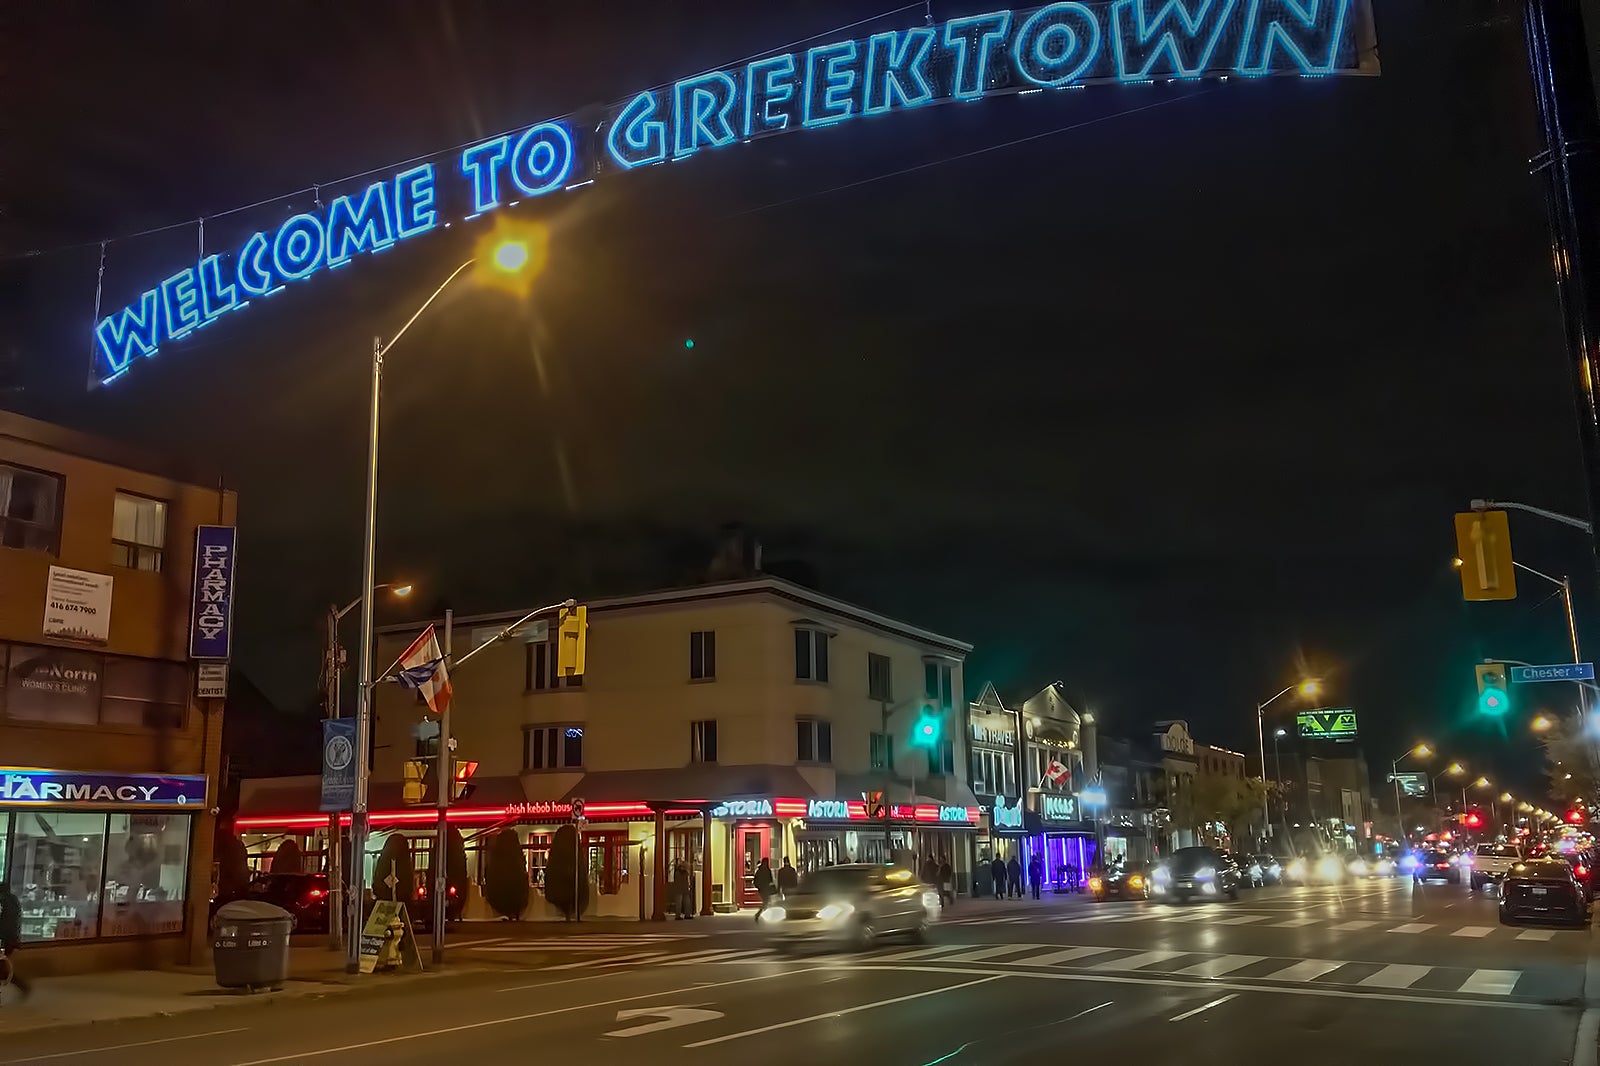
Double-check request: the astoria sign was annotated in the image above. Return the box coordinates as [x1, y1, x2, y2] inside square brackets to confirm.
[93, 1, 1375, 382]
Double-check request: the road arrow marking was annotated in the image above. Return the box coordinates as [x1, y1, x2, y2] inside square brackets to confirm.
[604, 1004, 723, 1038]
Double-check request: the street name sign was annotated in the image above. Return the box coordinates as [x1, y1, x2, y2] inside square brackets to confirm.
[1510, 663, 1594, 683]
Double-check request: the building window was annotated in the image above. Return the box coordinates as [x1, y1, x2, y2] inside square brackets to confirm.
[870, 731, 894, 771]
[111, 492, 166, 572]
[795, 629, 829, 682]
[796, 718, 832, 763]
[524, 724, 584, 771]
[691, 719, 718, 763]
[525, 641, 583, 692]
[100, 656, 186, 730]
[0, 463, 63, 555]
[923, 661, 953, 709]
[971, 749, 1013, 794]
[689, 630, 716, 681]
[927, 739, 955, 777]
[867, 653, 892, 702]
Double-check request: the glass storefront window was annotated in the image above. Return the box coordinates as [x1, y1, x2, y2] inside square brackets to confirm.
[101, 814, 189, 936]
[6, 646, 101, 725]
[13, 811, 107, 941]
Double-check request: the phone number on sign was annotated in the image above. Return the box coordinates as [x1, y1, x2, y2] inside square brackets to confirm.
[48, 602, 97, 615]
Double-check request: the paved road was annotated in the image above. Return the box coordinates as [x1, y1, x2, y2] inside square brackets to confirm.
[0, 880, 1592, 1065]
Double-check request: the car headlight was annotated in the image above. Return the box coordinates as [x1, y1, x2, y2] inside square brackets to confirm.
[1316, 856, 1342, 880]
[1128, 875, 1144, 888]
[1152, 866, 1171, 883]
[921, 891, 941, 911]
[1088, 877, 1104, 892]
[816, 902, 854, 922]
[1196, 867, 1216, 880]
[1349, 860, 1368, 875]
[1287, 858, 1307, 878]
[1268, 864, 1282, 876]
[760, 906, 787, 923]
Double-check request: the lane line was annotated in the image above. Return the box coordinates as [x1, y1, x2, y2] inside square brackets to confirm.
[1176, 955, 1265, 979]
[1516, 930, 1556, 941]
[1359, 964, 1432, 989]
[0, 1028, 250, 1064]
[1458, 969, 1521, 996]
[231, 969, 813, 1064]
[683, 974, 1005, 1048]
[1388, 923, 1434, 934]
[1169, 993, 1238, 1022]
[1451, 927, 1494, 938]
[1263, 959, 1344, 983]
[1090, 950, 1185, 971]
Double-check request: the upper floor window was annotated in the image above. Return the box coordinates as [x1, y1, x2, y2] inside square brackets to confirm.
[796, 718, 832, 764]
[0, 464, 63, 555]
[525, 641, 583, 692]
[691, 719, 718, 763]
[795, 629, 829, 682]
[524, 724, 584, 771]
[867, 653, 893, 702]
[870, 731, 894, 771]
[923, 661, 953, 710]
[927, 738, 955, 778]
[690, 630, 716, 681]
[111, 492, 166, 572]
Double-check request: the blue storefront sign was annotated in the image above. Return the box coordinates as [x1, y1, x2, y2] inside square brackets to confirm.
[0, 768, 207, 808]
[321, 720, 357, 812]
[188, 525, 237, 660]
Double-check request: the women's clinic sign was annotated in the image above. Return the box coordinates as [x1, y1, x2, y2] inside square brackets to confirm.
[93, 1, 1375, 382]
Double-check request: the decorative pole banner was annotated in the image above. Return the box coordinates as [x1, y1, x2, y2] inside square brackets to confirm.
[188, 525, 238, 660]
[92, 0, 1376, 383]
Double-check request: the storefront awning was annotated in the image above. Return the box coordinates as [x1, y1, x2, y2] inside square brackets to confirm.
[238, 774, 528, 815]
[559, 765, 817, 805]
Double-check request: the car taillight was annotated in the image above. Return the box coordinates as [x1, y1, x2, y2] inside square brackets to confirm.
[1578, 866, 1589, 878]
[448, 886, 457, 896]
[307, 888, 326, 899]
[1435, 863, 1449, 869]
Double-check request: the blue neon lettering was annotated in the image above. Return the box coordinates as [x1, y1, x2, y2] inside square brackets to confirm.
[743, 55, 797, 136]
[272, 214, 325, 281]
[1112, 0, 1238, 79]
[197, 255, 237, 321]
[1014, 4, 1102, 86]
[673, 72, 740, 157]
[94, 291, 159, 374]
[1236, 0, 1351, 75]
[942, 10, 1014, 100]
[607, 90, 667, 168]
[159, 268, 201, 339]
[394, 164, 438, 238]
[326, 182, 396, 266]
[802, 42, 860, 128]
[237, 233, 273, 296]
[863, 29, 936, 115]
[510, 122, 575, 196]
[460, 138, 509, 212]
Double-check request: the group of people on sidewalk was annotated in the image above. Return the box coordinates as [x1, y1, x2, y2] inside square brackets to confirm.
[985, 853, 1049, 900]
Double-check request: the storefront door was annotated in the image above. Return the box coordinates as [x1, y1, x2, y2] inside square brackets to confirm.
[737, 824, 771, 907]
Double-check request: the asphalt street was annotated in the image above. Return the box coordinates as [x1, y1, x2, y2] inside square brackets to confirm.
[0, 880, 1591, 1065]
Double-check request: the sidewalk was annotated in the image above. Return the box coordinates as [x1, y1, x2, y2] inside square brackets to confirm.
[0, 945, 470, 1036]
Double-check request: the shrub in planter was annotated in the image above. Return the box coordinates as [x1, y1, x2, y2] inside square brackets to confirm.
[543, 824, 589, 919]
[484, 829, 530, 919]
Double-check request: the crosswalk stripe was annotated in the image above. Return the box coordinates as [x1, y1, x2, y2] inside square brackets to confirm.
[938, 945, 1042, 964]
[1451, 926, 1494, 938]
[1091, 950, 1186, 971]
[869, 945, 970, 962]
[1516, 929, 1556, 941]
[1010, 946, 1118, 967]
[1389, 923, 1434, 934]
[1458, 969, 1520, 996]
[1331, 920, 1375, 932]
[675, 949, 773, 965]
[1176, 954, 1265, 978]
[659, 948, 755, 965]
[1270, 917, 1320, 927]
[1359, 964, 1432, 989]
[1263, 959, 1345, 983]
[475, 944, 618, 953]
[1213, 915, 1266, 926]
[543, 951, 669, 970]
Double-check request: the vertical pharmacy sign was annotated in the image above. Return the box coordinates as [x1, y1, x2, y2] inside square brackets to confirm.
[189, 525, 237, 660]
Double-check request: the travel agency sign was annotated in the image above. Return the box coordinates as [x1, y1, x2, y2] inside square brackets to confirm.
[93, 2, 1376, 382]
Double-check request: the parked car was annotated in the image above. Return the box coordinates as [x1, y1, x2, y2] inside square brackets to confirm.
[1089, 862, 1152, 901]
[759, 864, 938, 951]
[1500, 858, 1590, 926]
[212, 872, 330, 933]
[1151, 847, 1241, 902]
[1468, 843, 1522, 892]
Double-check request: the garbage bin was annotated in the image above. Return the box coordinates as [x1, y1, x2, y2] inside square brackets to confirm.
[212, 899, 295, 991]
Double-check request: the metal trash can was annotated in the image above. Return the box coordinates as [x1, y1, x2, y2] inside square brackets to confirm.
[212, 899, 295, 991]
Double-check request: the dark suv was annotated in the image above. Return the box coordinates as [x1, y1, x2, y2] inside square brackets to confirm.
[1152, 846, 1241, 902]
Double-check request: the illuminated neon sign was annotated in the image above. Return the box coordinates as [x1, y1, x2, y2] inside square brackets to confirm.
[93, 2, 1374, 381]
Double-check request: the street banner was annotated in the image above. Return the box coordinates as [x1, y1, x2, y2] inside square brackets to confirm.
[320, 720, 356, 812]
[188, 525, 237, 659]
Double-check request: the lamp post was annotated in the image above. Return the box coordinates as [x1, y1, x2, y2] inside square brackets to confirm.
[1391, 743, 1432, 844]
[345, 237, 532, 974]
[1255, 679, 1319, 844]
[1432, 762, 1465, 811]
[324, 582, 410, 951]
[1272, 728, 1288, 838]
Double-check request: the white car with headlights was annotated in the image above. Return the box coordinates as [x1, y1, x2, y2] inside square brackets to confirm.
[1468, 843, 1522, 891]
[758, 864, 937, 951]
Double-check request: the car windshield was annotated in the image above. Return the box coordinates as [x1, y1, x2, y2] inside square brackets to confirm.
[1168, 848, 1219, 873]
[797, 868, 872, 895]
[1477, 845, 1519, 858]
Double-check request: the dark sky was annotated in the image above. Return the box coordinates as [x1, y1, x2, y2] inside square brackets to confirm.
[1, 1, 1588, 798]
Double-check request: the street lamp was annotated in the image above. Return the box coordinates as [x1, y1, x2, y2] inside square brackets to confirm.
[1431, 762, 1464, 809]
[346, 234, 536, 974]
[1256, 678, 1319, 843]
[1532, 714, 1554, 733]
[1391, 742, 1432, 843]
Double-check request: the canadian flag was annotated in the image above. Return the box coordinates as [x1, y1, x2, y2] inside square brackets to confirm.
[1045, 755, 1071, 786]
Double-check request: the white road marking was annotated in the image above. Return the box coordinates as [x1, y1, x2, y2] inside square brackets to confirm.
[869, 945, 971, 962]
[1177, 954, 1265, 979]
[604, 1005, 723, 1038]
[1516, 930, 1557, 941]
[1451, 926, 1494, 938]
[1011, 946, 1118, 967]
[1389, 923, 1434, 934]
[542, 951, 672, 971]
[682, 975, 1006, 1048]
[1263, 959, 1345, 983]
[1458, 969, 1521, 996]
[1271, 917, 1320, 927]
[1213, 915, 1266, 926]
[664, 949, 770, 965]
[1359, 964, 1432, 989]
[1169, 993, 1238, 1022]
[938, 945, 1041, 964]
[1091, 950, 1186, 971]
[0, 1029, 250, 1063]
[1331, 920, 1376, 931]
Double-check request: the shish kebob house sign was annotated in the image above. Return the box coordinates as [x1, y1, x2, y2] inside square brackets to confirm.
[93, 1, 1376, 382]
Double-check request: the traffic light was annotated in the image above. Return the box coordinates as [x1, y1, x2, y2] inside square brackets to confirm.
[911, 706, 941, 748]
[1475, 662, 1509, 716]
[1567, 809, 1585, 824]
[1463, 811, 1483, 829]
[1454, 510, 1517, 601]
[403, 759, 428, 805]
[557, 605, 588, 676]
[865, 790, 885, 820]
[452, 759, 478, 801]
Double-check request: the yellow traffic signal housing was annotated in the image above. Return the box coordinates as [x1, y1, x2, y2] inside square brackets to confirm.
[1475, 663, 1510, 716]
[402, 759, 428, 805]
[557, 605, 587, 676]
[1454, 511, 1516, 601]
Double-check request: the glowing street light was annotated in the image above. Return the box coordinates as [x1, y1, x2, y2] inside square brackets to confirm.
[1257, 677, 1322, 839]
[491, 238, 530, 274]
[1532, 714, 1554, 732]
[1391, 741, 1433, 843]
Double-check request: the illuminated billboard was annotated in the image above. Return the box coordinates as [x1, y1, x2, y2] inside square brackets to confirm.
[1297, 709, 1357, 739]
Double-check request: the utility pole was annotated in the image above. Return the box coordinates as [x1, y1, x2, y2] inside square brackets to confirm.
[431, 609, 453, 964]
[325, 607, 344, 952]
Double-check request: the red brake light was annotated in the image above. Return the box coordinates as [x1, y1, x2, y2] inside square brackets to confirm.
[448, 886, 457, 896]
[1578, 865, 1589, 877]
[307, 888, 326, 899]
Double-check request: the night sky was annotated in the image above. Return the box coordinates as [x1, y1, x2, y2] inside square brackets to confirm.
[1, 1, 1587, 796]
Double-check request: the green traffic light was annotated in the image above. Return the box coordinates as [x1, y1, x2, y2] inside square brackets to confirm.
[1480, 690, 1507, 716]
[912, 711, 941, 748]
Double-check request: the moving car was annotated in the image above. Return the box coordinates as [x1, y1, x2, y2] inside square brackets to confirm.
[213, 872, 330, 933]
[1089, 862, 1152, 901]
[1500, 858, 1590, 926]
[759, 864, 937, 951]
[1414, 848, 1461, 884]
[1151, 847, 1241, 902]
[1467, 843, 1522, 892]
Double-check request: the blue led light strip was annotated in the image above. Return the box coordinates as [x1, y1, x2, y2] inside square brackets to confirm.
[93, 0, 1374, 383]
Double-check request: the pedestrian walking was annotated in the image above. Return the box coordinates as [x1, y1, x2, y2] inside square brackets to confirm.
[990, 856, 1008, 899]
[1064, 862, 1079, 893]
[753, 857, 776, 920]
[671, 862, 695, 919]
[1007, 856, 1023, 899]
[777, 856, 798, 898]
[939, 859, 953, 906]
[0, 882, 28, 1001]
[1028, 853, 1044, 900]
